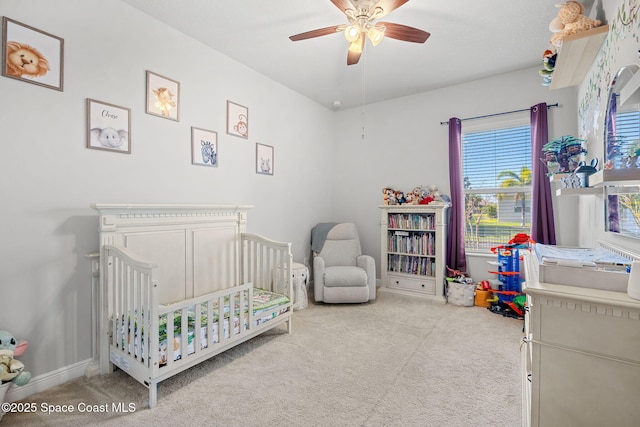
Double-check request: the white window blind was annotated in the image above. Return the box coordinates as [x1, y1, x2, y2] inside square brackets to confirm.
[463, 124, 532, 250]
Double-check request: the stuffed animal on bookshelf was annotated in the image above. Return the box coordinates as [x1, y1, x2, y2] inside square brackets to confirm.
[427, 185, 441, 199]
[549, 1, 601, 47]
[406, 187, 422, 205]
[382, 187, 397, 205]
[394, 190, 406, 205]
[0, 330, 31, 386]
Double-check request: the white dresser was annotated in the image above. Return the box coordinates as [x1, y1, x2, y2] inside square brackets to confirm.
[522, 252, 640, 427]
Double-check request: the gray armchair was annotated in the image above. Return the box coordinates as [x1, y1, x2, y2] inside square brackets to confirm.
[311, 222, 376, 303]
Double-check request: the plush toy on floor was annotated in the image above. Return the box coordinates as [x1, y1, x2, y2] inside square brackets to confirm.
[549, 1, 601, 47]
[0, 330, 31, 387]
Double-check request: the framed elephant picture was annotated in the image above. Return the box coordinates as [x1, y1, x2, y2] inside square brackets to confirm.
[86, 98, 131, 154]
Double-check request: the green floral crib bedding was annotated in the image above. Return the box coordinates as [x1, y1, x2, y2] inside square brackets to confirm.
[117, 288, 290, 365]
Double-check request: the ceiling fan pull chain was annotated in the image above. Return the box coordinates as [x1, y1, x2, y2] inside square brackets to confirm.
[361, 51, 366, 140]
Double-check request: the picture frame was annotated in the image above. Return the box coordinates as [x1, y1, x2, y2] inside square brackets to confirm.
[2, 16, 64, 91]
[191, 127, 218, 167]
[146, 70, 180, 121]
[86, 98, 131, 154]
[226, 100, 249, 139]
[256, 143, 274, 175]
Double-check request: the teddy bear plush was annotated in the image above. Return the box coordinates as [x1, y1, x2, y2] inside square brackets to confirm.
[0, 330, 31, 387]
[550, 1, 601, 47]
[382, 187, 396, 205]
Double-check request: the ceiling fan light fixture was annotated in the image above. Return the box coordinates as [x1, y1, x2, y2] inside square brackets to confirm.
[348, 38, 363, 53]
[344, 24, 361, 42]
[367, 25, 385, 46]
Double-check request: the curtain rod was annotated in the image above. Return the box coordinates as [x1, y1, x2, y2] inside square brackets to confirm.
[439, 103, 559, 125]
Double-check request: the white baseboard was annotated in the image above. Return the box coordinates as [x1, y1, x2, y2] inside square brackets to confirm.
[5, 358, 92, 402]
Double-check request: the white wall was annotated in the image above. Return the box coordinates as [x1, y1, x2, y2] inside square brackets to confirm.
[0, 0, 334, 389]
[332, 67, 579, 280]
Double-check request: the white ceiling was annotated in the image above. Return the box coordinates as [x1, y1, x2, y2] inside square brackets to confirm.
[121, 0, 576, 110]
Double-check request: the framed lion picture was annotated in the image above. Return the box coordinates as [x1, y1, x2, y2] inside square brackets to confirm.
[1, 16, 64, 91]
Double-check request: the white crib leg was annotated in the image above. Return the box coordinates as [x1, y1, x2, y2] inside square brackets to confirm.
[148, 381, 158, 408]
[287, 317, 292, 334]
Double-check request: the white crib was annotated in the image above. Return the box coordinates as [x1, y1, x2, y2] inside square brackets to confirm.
[90, 204, 293, 408]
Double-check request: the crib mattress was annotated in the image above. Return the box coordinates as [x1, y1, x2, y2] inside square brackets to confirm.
[117, 288, 290, 365]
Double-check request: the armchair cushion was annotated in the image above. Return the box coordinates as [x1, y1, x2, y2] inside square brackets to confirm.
[324, 266, 368, 288]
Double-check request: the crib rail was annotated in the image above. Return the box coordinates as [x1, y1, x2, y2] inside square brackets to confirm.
[597, 240, 640, 262]
[241, 233, 293, 298]
[104, 245, 159, 372]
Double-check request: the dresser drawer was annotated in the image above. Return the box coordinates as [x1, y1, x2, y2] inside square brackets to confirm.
[387, 274, 436, 294]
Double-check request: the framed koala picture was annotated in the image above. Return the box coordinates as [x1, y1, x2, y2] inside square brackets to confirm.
[256, 143, 273, 176]
[2, 16, 64, 91]
[86, 98, 131, 154]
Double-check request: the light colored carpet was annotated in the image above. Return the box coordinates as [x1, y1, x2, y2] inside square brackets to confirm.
[2, 291, 523, 426]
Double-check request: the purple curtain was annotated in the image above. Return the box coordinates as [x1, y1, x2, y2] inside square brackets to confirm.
[530, 103, 556, 244]
[446, 117, 467, 272]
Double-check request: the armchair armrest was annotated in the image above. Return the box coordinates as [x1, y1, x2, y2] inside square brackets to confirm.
[313, 255, 326, 302]
[356, 254, 376, 300]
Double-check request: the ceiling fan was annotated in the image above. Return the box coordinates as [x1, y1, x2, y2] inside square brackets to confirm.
[289, 0, 430, 65]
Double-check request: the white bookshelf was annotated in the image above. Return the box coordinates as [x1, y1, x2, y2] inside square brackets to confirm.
[379, 204, 448, 303]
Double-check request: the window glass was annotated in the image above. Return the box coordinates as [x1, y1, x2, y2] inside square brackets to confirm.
[607, 107, 640, 238]
[463, 125, 532, 250]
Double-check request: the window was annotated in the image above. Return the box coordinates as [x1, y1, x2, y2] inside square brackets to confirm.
[607, 107, 640, 238]
[463, 124, 532, 250]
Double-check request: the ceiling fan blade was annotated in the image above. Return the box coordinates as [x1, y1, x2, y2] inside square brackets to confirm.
[329, 0, 354, 13]
[347, 48, 362, 65]
[375, 0, 410, 18]
[347, 34, 365, 65]
[379, 22, 430, 43]
[289, 25, 344, 41]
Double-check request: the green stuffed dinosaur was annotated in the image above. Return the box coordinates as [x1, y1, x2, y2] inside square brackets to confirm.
[0, 330, 31, 386]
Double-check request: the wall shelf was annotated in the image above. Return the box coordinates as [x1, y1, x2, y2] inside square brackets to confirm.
[550, 25, 609, 90]
[589, 168, 640, 186]
[555, 187, 602, 196]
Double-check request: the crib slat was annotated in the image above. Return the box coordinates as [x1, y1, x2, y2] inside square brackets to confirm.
[207, 299, 214, 348]
[180, 306, 188, 361]
[194, 302, 202, 356]
[165, 311, 175, 368]
[218, 295, 225, 343]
